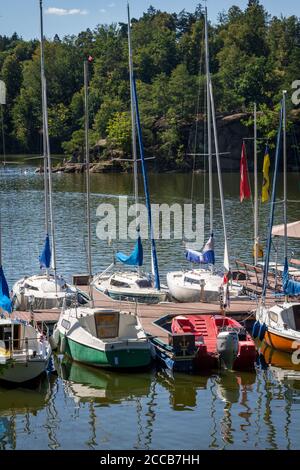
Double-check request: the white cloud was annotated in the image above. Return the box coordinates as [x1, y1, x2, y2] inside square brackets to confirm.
[108, 2, 115, 7]
[99, 8, 106, 13]
[45, 8, 88, 16]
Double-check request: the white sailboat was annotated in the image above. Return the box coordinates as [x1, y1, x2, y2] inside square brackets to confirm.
[0, 175, 51, 385]
[12, 0, 89, 311]
[253, 91, 300, 352]
[93, 4, 168, 305]
[53, 55, 152, 370]
[167, 7, 246, 304]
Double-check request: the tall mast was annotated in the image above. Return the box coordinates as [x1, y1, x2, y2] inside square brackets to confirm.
[84, 60, 93, 303]
[209, 80, 230, 271]
[283, 91, 288, 263]
[128, 4, 160, 290]
[204, 7, 213, 236]
[39, 0, 57, 276]
[127, 3, 138, 211]
[127, 3, 141, 276]
[39, 0, 49, 242]
[253, 102, 258, 265]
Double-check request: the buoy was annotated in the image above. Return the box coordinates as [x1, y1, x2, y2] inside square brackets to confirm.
[252, 321, 260, 339]
[258, 323, 267, 341]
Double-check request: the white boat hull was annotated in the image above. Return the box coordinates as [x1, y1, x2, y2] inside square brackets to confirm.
[167, 271, 247, 303]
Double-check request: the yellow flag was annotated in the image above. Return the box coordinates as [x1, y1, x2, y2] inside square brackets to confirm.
[262, 146, 270, 203]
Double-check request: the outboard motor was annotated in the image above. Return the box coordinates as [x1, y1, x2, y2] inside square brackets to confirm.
[217, 330, 239, 370]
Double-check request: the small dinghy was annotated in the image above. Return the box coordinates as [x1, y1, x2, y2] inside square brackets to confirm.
[0, 317, 52, 384]
[171, 314, 256, 371]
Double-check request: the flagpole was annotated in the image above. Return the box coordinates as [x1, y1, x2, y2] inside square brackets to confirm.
[254, 102, 258, 265]
[84, 59, 93, 305]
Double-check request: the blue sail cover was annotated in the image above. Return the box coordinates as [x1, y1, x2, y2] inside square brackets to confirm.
[283, 258, 300, 296]
[116, 236, 143, 267]
[0, 266, 12, 314]
[186, 235, 215, 265]
[39, 234, 51, 269]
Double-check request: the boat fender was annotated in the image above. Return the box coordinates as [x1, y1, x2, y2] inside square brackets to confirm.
[258, 323, 267, 342]
[252, 321, 260, 339]
[60, 335, 66, 354]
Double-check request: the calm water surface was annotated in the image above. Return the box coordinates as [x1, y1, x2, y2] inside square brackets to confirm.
[0, 164, 300, 450]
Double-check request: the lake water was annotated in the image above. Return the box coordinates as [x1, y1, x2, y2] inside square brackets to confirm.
[0, 164, 300, 450]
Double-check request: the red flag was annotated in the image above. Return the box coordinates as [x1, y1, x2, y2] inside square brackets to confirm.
[240, 142, 251, 202]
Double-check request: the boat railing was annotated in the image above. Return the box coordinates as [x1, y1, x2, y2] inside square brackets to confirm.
[5, 336, 45, 359]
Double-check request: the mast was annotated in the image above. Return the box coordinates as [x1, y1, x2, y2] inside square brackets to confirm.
[283, 90, 289, 302]
[127, 3, 140, 276]
[283, 91, 288, 263]
[84, 60, 93, 304]
[204, 7, 213, 236]
[209, 80, 230, 271]
[39, 0, 56, 277]
[253, 102, 258, 265]
[128, 4, 160, 290]
[262, 102, 283, 299]
[127, 4, 138, 212]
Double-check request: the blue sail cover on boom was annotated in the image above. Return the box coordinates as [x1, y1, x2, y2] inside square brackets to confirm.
[0, 266, 12, 314]
[116, 236, 143, 267]
[39, 234, 51, 269]
[283, 258, 300, 296]
[186, 235, 215, 265]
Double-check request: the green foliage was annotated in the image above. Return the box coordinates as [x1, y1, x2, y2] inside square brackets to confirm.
[0, 2, 299, 166]
[106, 111, 131, 155]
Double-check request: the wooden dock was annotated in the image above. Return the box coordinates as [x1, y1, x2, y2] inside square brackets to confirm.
[80, 286, 266, 345]
[10, 284, 277, 347]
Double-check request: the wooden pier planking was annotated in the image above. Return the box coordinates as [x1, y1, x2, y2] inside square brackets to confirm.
[10, 284, 277, 346]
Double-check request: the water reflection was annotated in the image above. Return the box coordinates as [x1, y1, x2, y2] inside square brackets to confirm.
[0, 374, 53, 449]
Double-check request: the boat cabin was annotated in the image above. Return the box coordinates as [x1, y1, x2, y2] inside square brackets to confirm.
[281, 304, 300, 331]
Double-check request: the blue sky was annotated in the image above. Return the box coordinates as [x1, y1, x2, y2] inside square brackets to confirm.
[0, 1, 299, 40]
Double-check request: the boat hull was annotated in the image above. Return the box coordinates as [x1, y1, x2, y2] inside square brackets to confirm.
[264, 329, 300, 354]
[95, 284, 168, 304]
[0, 356, 50, 384]
[61, 334, 152, 369]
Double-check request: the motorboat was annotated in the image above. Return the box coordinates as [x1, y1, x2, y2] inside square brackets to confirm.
[171, 314, 256, 371]
[52, 306, 152, 370]
[0, 317, 51, 383]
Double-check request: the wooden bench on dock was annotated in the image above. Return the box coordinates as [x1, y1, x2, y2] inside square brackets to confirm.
[235, 260, 283, 296]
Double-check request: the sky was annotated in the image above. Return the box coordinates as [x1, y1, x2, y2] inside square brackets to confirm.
[0, 0, 299, 40]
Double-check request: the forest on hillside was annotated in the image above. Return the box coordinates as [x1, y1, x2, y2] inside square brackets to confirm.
[0, 0, 300, 171]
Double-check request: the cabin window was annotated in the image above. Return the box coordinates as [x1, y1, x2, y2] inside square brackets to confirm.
[24, 284, 39, 291]
[269, 312, 278, 323]
[94, 312, 119, 339]
[110, 279, 130, 288]
[135, 279, 152, 288]
[293, 305, 300, 331]
[184, 277, 200, 285]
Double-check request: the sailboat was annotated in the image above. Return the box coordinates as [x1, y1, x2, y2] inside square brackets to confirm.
[11, 0, 89, 311]
[166, 7, 246, 304]
[254, 91, 300, 353]
[93, 4, 168, 305]
[0, 206, 51, 384]
[53, 56, 152, 370]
